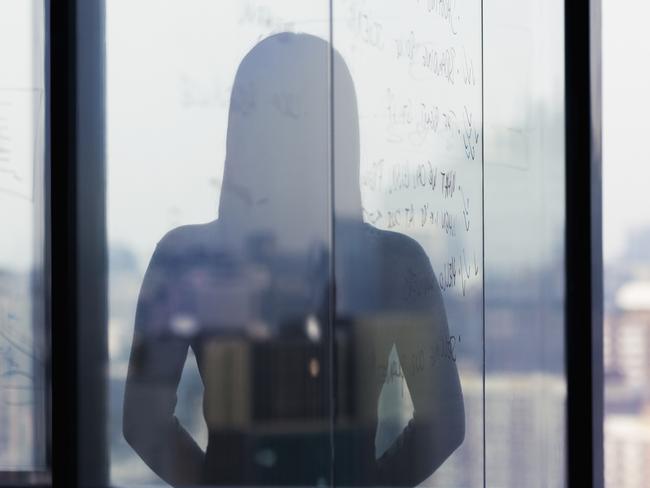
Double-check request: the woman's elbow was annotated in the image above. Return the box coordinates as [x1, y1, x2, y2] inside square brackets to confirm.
[123, 398, 146, 451]
[122, 388, 160, 454]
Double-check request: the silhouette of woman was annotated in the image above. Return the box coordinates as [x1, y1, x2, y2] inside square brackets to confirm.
[123, 33, 464, 487]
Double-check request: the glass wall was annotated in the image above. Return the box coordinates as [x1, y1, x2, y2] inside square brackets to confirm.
[107, 2, 331, 485]
[332, 1, 483, 485]
[483, 1, 566, 487]
[104, 1, 564, 487]
[0, 0, 48, 475]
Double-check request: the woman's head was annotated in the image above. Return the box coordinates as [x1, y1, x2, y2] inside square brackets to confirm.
[219, 33, 361, 251]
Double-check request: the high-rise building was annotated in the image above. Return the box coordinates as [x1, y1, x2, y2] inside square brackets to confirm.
[605, 414, 650, 488]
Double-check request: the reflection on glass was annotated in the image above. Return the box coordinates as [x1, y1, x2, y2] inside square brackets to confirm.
[122, 31, 465, 487]
[107, 1, 571, 487]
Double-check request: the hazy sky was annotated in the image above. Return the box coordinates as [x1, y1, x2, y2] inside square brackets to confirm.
[602, 0, 650, 262]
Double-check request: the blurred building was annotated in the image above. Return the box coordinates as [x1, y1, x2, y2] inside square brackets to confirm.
[606, 281, 650, 394]
[605, 414, 650, 488]
[604, 273, 650, 488]
[484, 374, 566, 488]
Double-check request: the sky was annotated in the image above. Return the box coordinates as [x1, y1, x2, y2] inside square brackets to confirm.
[602, 0, 650, 262]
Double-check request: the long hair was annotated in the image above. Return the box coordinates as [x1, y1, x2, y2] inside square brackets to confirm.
[218, 33, 362, 251]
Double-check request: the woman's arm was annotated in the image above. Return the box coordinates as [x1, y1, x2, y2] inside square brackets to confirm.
[123, 244, 205, 487]
[375, 246, 465, 486]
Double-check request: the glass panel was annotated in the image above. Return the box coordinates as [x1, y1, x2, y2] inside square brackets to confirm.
[105, 2, 569, 487]
[107, 1, 331, 486]
[0, 0, 47, 472]
[332, 1, 484, 485]
[483, 0, 566, 487]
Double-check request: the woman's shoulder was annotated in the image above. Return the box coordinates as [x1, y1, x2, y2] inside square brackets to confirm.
[151, 220, 223, 264]
[357, 223, 431, 263]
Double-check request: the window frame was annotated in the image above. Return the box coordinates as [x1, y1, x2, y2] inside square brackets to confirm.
[50, 0, 108, 486]
[564, 0, 604, 487]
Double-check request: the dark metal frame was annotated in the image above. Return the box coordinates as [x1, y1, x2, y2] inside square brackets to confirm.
[565, 0, 603, 488]
[2, 0, 603, 486]
[50, 0, 78, 485]
[50, 0, 108, 487]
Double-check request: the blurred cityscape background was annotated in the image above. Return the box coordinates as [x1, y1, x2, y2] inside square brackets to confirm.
[603, 228, 650, 488]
